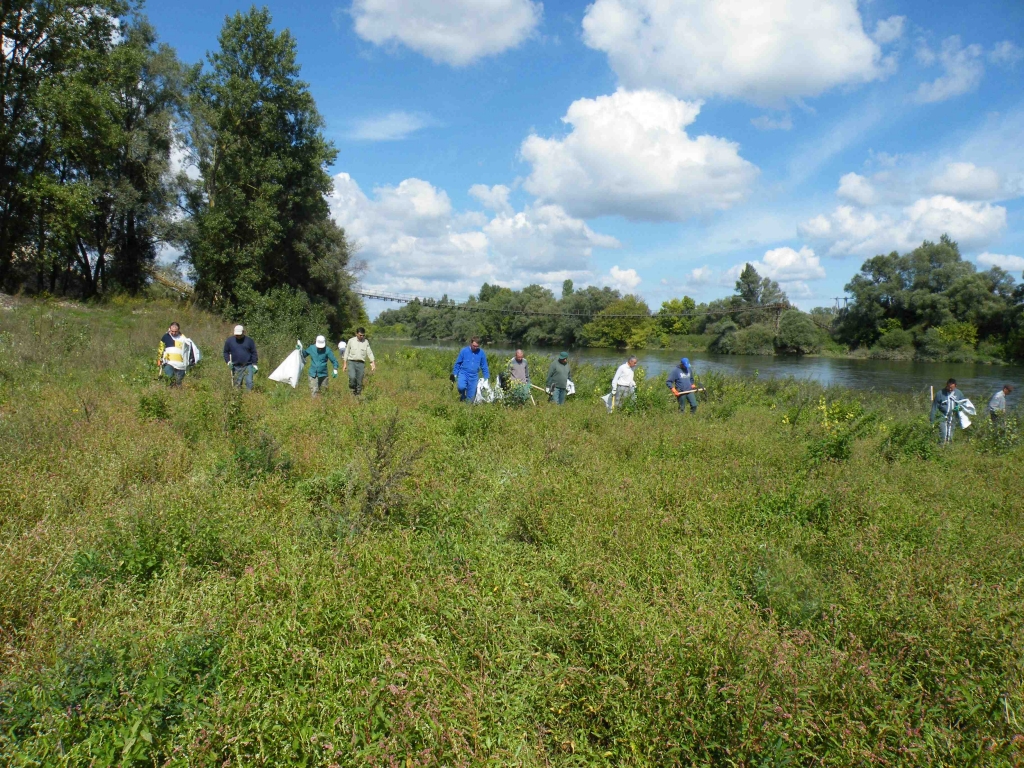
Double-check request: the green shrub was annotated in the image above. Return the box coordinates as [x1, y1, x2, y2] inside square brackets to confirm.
[731, 323, 776, 355]
[137, 390, 170, 421]
[881, 416, 937, 462]
[776, 310, 821, 354]
[233, 431, 292, 479]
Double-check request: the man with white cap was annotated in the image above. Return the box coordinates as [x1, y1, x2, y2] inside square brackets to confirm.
[300, 335, 340, 397]
[342, 327, 375, 396]
[223, 325, 258, 390]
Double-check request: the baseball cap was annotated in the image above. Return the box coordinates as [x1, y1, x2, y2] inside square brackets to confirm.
[234, 325, 244, 335]
[315, 335, 326, 348]
[559, 351, 569, 360]
[681, 357, 690, 366]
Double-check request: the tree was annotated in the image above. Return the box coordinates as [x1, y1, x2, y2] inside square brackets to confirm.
[581, 295, 654, 348]
[776, 310, 821, 355]
[732, 264, 788, 326]
[184, 7, 360, 332]
[656, 296, 696, 335]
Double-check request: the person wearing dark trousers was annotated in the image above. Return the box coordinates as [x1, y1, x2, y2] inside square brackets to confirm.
[546, 352, 571, 405]
[667, 357, 698, 414]
[223, 325, 258, 390]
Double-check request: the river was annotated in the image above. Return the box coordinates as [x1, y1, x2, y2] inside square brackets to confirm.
[389, 341, 1023, 406]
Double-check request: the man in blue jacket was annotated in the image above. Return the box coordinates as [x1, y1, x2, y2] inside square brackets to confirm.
[666, 357, 698, 414]
[300, 335, 339, 397]
[452, 337, 490, 403]
[223, 325, 258, 390]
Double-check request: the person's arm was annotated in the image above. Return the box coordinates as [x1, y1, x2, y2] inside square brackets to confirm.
[481, 352, 490, 379]
[328, 349, 339, 374]
[929, 395, 939, 423]
[525, 360, 530, 383]
[452, 350, 463, 377]
[250, 339, 257, 364]
[223, 339, 231, 364]
[546, 362, 555, 389]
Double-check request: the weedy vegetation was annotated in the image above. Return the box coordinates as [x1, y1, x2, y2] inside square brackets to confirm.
[1, 300, 1023, 766]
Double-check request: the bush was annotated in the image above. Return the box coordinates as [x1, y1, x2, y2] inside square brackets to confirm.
[881, 417, 937, 462]
[731, 323, 776, 355]
[875, 328, 914, 350]
[776, 310, 821, 354]
[137, 391, 170, 421]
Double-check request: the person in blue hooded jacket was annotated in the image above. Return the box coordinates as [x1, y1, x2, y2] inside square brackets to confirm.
[666, 357, 698, 414]
[452, 337, 490, 402]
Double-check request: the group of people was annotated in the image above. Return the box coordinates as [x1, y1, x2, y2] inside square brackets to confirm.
[449, 338, 702, 413]
[157, 322, 376, 397]
[930, 378, 1015, 443]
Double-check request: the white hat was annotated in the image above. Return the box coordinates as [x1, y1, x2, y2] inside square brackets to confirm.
[233, 325, 244, 335]
[315, 335, 326, 348]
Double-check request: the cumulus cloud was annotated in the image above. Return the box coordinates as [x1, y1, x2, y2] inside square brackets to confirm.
[872, 16, 905, 45]
[468, 184, 512, 214]
[837, 172, 876, 206]
[915, 36, 985, 103]
[977, 252, 1024, 273]
[928, 162, 1003, 200]
[581, 0, 887, 105]
[751, 246, 826, 281]
[990, 41, 1024, 66]
[688, 266, 714, 286]
[328, 172, 619, 296]
[521, 89, 758, 221]
[799, 195, 1007, 257]
[346, 111, 434, 141]
[607, 265, 642, 292]
[350, 0, 541, 66]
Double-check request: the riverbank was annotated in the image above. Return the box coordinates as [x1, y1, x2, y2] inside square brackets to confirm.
[2, 302, 1023, 765]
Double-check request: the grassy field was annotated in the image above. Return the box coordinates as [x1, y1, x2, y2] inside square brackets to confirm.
[1, 299, 1023, 766]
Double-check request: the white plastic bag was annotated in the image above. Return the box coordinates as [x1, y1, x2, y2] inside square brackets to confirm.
[566, 380, 575, 396]
[959, 411, 972, 429]
[189, 339, 202, 364]
[269, 348, 303, 388]
[960, 398, 977, 416]
[474, 378, 494, 404]
[600, 392, 612, 407]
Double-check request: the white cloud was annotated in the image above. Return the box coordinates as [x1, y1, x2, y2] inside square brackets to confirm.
[872, 16, 905, 45]
[752, 246, 826, 281]
[688, 266, 714, 286]
[328, 172, 618, 296]
[751, 113, 793, 131]
[521, 89, 758, 221]
[915, 36, 985, 103]
[928, 162, 1003, 200]
[990, 41, 1024, 67]
[581, 0, 887, 105]
[837, 172, 876, 206]
[469, 184, 512, 214]
[607, 266, 642, 292]
[799, 195, 1007, 257]
[346, 111, 434, 141]
[350, 0, 541, 66]
[976, 252, 1024, 273]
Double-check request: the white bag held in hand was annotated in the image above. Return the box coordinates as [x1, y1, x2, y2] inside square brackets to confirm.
[959, 411, 972, 429]
[566, 380, 575, 396]
[474, 378, 495, 404]
[268, 340, 303, 388]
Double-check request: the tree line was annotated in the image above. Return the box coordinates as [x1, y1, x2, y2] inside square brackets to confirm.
[1, 2, 362, 336]
[376, 238, 1024, 361]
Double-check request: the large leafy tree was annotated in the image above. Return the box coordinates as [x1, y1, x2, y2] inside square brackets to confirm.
[184, 7, 360, 331]
[582, 295, 655, 349]
[731, 263, 788, 326]
[656, 296, 696, 335]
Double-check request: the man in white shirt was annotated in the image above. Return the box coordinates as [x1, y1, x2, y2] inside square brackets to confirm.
[987, 384, 1014, 422]
[608, 356, 638, 412]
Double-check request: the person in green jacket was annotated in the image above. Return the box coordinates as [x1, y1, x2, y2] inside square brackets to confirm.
[546, 351, 571, 405]
[300, 335, 339, 397]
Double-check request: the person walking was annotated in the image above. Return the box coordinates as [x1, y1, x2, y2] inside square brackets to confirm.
[987, 384, 1014, 422]
[546, 352, 571, 405]
[507, 349, 530, 387]
[930, 378, 969, 444]
[301, 335, 339, 397]
[223, 325, 258, 391]
[157, 321, 197, 387]
[342, 327, 375, 396]
[452, 337, 490, 403]
[667, 357, 698, 414]
[608, 356, 638, 412]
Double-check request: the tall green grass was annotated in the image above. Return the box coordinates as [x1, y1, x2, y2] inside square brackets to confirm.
[1, 300, 1022, 766]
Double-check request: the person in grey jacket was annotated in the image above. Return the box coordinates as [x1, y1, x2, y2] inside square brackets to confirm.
[546, 352, 571, 405]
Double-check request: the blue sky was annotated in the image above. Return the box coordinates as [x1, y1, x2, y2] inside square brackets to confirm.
[150, 0, 1024, 317]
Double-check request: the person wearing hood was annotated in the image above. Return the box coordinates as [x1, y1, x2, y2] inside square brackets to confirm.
[546, 352, 571, 405]
[452, 337, 489, 402]
[930, 378, 968, 444]
[667, 357, 698, 414]
[223, 325, 258, 390]
[300, 335, 339, 397]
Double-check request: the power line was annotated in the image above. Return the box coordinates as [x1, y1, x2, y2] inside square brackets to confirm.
[355, 289, 790, 320]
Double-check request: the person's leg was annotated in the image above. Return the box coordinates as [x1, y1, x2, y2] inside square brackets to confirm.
[465, 374, 478, 404]
[244, 365, 254, 391]
[348, 362, 358, 393]
[555, 387, 566, 405]
[232, 365, 244, 388]
[309, 375, 319, 397]
[353, 361, 365, 394]
[172, 368, 185, 387]
[685, 392, 698, 413]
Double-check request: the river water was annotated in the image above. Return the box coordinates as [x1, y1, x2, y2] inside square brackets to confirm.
[391, 341, 1023, 406]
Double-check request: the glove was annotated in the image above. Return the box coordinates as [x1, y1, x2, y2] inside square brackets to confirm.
[332, 369, 338, 378]
[449, 373, 456, 383]
[227, 362, 232, 368]
[296, 341, 302, 351]
[252, 365, 258, 373]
